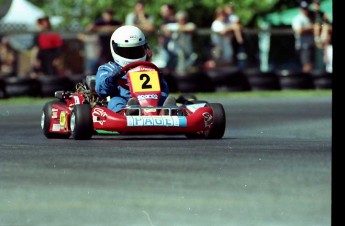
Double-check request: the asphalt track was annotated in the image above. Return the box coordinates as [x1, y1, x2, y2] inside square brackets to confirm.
[0, 92, 332, 226]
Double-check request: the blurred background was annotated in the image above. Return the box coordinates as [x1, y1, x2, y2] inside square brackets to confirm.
[0, 0, 333, 98]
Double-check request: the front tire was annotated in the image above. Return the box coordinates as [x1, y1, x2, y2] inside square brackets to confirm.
[41, 100, 71, 139]
[70, 104, 93, 140]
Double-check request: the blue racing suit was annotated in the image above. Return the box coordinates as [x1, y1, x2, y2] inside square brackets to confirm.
[95, 62, 169, 112]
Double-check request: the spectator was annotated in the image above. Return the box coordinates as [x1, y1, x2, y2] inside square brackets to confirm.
[223, 3, 244, 46]
[155, 3, 177, 72]
[77, 32, 101, 75]
[160, 3, 176, 29]
[223, 3, 247, 69]
[30, 16, 63, 77]
[162, 10, 197, 75]
[310, 0, 331, 71]
[323, 25, 332, 73]
[125, 0, 155, 34]
[292, 1, 315, 73]
[310, 0, 330, 48]
[0, 36, 17, 78]
[209, 7, 234, 67]
[87, 8, 122, 64]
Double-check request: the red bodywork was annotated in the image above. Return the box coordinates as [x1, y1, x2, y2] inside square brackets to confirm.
[47, 61, 214, 136]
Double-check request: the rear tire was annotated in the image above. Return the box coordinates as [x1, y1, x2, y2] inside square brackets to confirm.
[185, 103, 226, 139]
[70, 104, 93, 140]
[206, 103, 226, 139]
[41, 100, 71, 139]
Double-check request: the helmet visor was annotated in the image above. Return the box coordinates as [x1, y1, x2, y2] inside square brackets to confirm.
[112, 41, 146, 59]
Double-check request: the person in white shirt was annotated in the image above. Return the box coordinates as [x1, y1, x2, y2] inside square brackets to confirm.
[125, 0, 154, 33]
[161, 10, 197, 75]
[210, 7, 234, 66]
[223, 4, 244, 45]
[291, 1, 315, 73]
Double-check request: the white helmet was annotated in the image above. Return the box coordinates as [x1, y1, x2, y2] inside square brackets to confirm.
[110, 25, 150, 67]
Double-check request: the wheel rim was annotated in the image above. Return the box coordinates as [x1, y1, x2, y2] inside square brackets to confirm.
[41, 112, 45, 129]
[70, 113, 76, 132]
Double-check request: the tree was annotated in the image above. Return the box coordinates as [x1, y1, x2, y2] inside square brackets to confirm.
[27, 0, 280, 30]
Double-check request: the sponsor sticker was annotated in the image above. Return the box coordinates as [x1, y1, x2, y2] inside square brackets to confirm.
[126, 116, 186, 127]
[73, 96, 80, 104]
[92, 108, 107, 125]
[60, 111, 66, 129]
[138, 94, 159, 100]
[203, 112, 213, 128]
[52, 108, 58, 118]
[52, 124, 60, 131]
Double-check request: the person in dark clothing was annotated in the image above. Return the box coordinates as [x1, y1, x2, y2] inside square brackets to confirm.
[0, 36, 17, 77]
[159, 4, 176, 47]
[87, 8, 122, 64]
[309, 0, 331, 71]
[158, 3, 177, 72]
[309, 0, 330, 48]
[31, 16, 63, 76]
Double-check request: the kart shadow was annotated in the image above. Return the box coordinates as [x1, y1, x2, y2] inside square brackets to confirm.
[90, 134, 233, 141]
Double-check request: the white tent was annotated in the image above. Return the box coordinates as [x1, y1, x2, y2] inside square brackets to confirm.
[0, 0, 62, 51]
[0, 0, 61, 31]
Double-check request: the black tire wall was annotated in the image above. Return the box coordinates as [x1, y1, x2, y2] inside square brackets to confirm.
[4, 77, 41, 97]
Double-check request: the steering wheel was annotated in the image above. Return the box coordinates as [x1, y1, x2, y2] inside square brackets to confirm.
[121, 61, 160, 73]
[117, 61, 160, 91]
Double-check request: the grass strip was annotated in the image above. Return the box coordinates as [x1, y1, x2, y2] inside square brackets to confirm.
[0, 90, 331, 105]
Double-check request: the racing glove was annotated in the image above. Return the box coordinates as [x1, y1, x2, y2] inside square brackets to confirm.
[95, 62, 123, 96]
[105, 62, 123, 84]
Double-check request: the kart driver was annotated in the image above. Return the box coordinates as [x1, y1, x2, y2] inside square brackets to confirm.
[95, 25, 170, 113]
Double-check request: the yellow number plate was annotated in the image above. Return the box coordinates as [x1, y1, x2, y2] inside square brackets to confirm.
[129, 71, 161, 92]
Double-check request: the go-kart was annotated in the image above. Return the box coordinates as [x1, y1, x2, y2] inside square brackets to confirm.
[41, 61, 226, 140]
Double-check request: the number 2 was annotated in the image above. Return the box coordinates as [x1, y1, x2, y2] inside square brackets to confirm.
[129, 70, 160, 92]
[140, 74, 152, 89]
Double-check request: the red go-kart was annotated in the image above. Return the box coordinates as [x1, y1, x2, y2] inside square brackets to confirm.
[41, 61, 226, 140]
